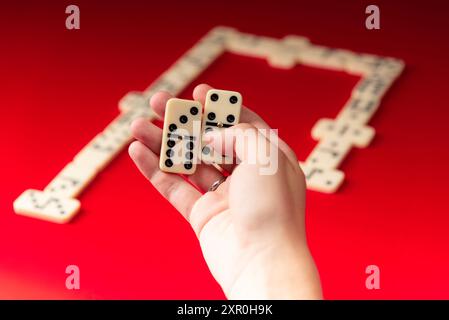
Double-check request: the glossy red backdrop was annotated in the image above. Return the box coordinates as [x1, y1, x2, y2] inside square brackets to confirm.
[0, 0, 448, 299]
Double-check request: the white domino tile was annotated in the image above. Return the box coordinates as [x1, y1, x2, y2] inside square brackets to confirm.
[281, 35, 311, 51]
[371, 58, 404, 80]
[312, 118, 375, 148]
[299, 46, 360, 72]
[306, 138, 352, 169]
[159, 98, 202, 174]
[266, 35, 311, 69]
[336, 96, 381, 126]
[201, 89, 242, 165]
[14, 189, 81, 224]
[118, 91, 149, 113]
[206, 26, 238, 42]
[44, 162, 98, 198]
[226, 33, 278, 58]
[74, 123, 133, 172]
[299, 162, 345, 193]
[267, 50, 297, 69]
[143, 27, 229, 97]
[352, 74, 394, 101]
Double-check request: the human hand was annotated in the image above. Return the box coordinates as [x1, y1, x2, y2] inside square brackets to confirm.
[129, 84, 322, 299]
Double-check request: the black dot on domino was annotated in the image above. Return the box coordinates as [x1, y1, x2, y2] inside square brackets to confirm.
[210, 93, 219, 101]
[202, 146, 211, 155]
[180, 115, 188, 124]
[169, 123, 177, 132]
[208, 112, 216, 120]
[166, 149, 174, 157]
[165, 159, 173, 167]
[185, 151, 193, 160]
[229, 95, 238, 104]
[205, 127, 213, 133]
[186, 141, 194, 150]
[227, 114, 235, 123]
[167, 140, 176, 148]
[326, 180, 332, 185]
[184, 162, 193, 170]
[190, 106, 198, 115]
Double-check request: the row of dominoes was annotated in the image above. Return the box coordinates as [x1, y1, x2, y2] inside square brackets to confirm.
[13, 28, 235, 223]
[120, 26, 233, 107]
[13, 103, 155, 223]
[224, 29, 404, 77]
[14, 26, 403, 223]
[302, 60, 403, 193]
[220, 29, 403, 192]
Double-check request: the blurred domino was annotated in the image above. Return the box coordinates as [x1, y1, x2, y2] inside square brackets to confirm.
[306, 138, 352, 169]
[44, 162, 97, 198]
[299, 162, 345, 193]
[14, 189, 80, 224]
[336, 96, 380, 125]
[197, 26, 235, 54]
[371, 58, 404, 80]
[143, 27, 229, 97]
[300, 46, 359, 72]
[281, 35, 311, 51]
[266, 35, 310, 69]
[182, 39, 225, 70]
[74, 106, 155, 172]
[226, 33, 296, 69]
[352, 74, 394, 100]
[226, 33, 277, 57]
[159, 98, 202, 174]
[321, 49, 359, 71]
[312, 118, 375, 148]
[74, 127, 131, 172]
[345, 53, 384, 75]
[118, 91, 149, 113]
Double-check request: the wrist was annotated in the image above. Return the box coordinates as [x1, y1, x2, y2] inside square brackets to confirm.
[226, 233, 322, 300]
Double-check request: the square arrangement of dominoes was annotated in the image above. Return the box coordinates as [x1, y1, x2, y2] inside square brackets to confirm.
[13, 26, 404, 223]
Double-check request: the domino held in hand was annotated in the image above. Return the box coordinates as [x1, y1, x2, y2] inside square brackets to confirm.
[201, 89, 242, 164]
[159, 98, 202, 174]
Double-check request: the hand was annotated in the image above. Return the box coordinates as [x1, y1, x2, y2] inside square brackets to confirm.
[129, 84, 322, 299]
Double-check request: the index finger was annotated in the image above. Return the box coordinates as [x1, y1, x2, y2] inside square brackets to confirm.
[149, 91, 174, 119]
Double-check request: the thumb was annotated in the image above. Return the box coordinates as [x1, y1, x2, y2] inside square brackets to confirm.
[203, 123, 280, 171]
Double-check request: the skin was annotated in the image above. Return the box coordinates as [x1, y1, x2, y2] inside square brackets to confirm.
[128, 83, 322, 299]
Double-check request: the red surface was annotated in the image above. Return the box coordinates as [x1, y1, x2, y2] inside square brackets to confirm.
[1, 1, 448, 299]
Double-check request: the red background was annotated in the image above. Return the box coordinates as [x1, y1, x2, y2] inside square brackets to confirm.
[1, 0, 448, 299]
